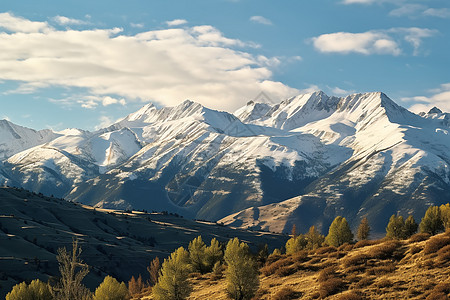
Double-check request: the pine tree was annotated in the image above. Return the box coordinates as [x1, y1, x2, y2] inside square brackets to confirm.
[440, 204, 450, 230]
[256, 244, 269, 266]
[420, 206, 444, 235]
[147, 257, 161, 286]
[357, 217, 371, 241]
[188, 236, 207, 273]
[285, 234, 307, 255]
[386, 215, 406, 239]
[224, 238, 259, 300]
[152, 247, 192, 300]
[404, 215, 418, 237]
[291, 224, 297, 237]
[270, 248, 282, 257]
[204, 238, 223, 272]
[305, 226, 325, 250]
[6, 279, 52, 300]
[325, 216, 353, 247]
[128, 274, 144, 297]
[93, 276, 129, 300]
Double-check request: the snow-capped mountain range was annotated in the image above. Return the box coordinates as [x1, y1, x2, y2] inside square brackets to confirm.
[1, 91, 449, 234]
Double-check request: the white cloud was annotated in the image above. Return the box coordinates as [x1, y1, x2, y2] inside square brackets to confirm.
[331, 87, 355, 96]
[250, 16, 273, 25]
[299, 84, 321, 94]
[311, 27, 436, 56]
[423, 8, 450, 18]
[102, 96, 126, 106]
[0, 14, 298, 112]
[166, 19, 188, 26]
[311, 31, 401, 55]
[404, 83, 450, 113]
[80, 99, 97, 109]
[53, 16, 87, 26]
[0, 12, 50, 33]
[130, 23, 144, 28]
[399, 27, 436, 55]
[95, 116, 114, 130]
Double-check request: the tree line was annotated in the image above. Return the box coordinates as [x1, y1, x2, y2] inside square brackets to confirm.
[285, 203, 450, 253]
[6, 203, 450, 299]
[6, 236, 261, 300]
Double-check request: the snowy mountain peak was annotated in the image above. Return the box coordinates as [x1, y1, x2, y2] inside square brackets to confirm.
[124, 103, 156, 123]
[234, 101, 273, 123]
[0, 120, 59, 159]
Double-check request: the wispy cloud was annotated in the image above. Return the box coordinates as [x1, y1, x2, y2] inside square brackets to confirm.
[52, 16, 88, 26]
[423, 8, 450, 18]
[330, 86, 355, 96]
[0, 13, 298, 112]
[250, 16, 273, 25]
[95, 115, 114, 130]
[166, 19, 188, 26]
[311, 27, 436, 56]
[343, 0, 450, 19]
[130, 23, 144, 28]
[404, 83, 450, 113]
[389, 4, 426, 17]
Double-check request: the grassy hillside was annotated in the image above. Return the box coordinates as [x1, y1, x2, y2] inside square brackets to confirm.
[143, 231, 450, 299]
[0, 187, 287, 298]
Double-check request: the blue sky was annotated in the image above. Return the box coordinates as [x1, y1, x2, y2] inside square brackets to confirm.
[0, 0, 449, 131]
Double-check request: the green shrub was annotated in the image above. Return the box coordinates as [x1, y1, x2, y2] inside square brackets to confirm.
[6, 279, 52, 300]
[93, 276, 129, 300]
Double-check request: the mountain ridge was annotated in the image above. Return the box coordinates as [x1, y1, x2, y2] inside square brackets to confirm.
[1, 91, 449, 234]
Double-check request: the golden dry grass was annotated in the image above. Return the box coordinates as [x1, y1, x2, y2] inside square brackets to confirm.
[141, 231, 450, 299]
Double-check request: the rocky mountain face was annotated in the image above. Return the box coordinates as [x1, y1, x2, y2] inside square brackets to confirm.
[1, 91, 449, 234]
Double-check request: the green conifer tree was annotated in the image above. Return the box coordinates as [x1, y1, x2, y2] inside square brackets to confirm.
[188, 236, 207, 273]
[325, 216, 353, 247]
[419, 206, 444, 235]
[305, 225, 325, 250]
[440, 204, 450, 230]
[152, 247, 192, 300]
[357, 217, 370, 241]
[224, 238, 259, 300]
[285, 234, 307, 255]
[386, 215, 406, 239]
[404, 215, 418, 238]
[204, 238, 223, 272]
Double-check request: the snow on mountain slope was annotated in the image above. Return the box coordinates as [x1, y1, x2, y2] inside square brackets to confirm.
[65, 100, 340, 218]
[222, 93, 450, 233]
[3, 91, 450, 234]
[0, 119, 58, 159]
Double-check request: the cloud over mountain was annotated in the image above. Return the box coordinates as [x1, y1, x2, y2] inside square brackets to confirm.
[0, 13, 298, 112]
